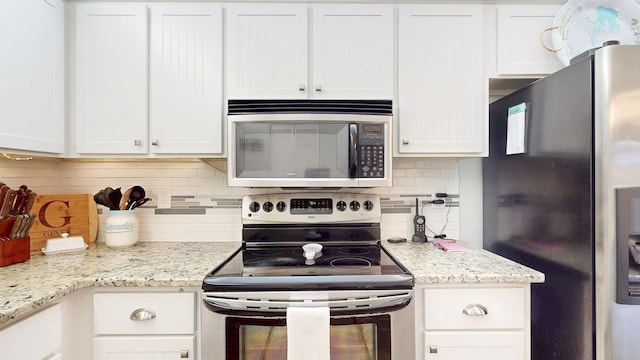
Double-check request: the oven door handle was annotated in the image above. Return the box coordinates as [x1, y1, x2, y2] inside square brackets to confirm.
[203, 291, 412, 315]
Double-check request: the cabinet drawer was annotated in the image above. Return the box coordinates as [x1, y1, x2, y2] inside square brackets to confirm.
[423, 287, 525, 330]
[94, 292, 195, 335]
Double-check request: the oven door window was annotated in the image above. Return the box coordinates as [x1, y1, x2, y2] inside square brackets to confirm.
[226, 315, 391, 360]
[235, 122, 350, 179]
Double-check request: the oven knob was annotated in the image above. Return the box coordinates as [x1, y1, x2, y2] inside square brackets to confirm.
[336, 200, 347, 212]
[363, 200, 374, 211]
[350, 200, 360, 211]
[276, 201, 287, 212]
[249, 201, 260, 213]
[263, 201, 274, 212]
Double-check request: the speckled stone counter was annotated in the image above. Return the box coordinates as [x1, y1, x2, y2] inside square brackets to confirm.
[0, 240, 543, 326]
[0, 241, 240, 325]
[382, 240, 545, 284]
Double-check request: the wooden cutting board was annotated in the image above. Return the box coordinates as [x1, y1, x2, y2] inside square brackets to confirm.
[28, 194, 98, 251]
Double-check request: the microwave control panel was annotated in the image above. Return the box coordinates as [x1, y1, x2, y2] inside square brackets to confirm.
[358, 124, 385, 178]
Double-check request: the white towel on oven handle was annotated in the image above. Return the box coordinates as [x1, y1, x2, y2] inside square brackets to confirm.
[286, 306, 330, 360]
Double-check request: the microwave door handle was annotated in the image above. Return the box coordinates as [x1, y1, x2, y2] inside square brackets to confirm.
[349, 124, 358, 178]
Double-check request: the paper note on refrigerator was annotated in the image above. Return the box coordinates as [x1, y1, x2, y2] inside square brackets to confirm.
[506, 103, 527, 155]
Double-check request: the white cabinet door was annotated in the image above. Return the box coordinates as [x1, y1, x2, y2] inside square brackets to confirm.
[496, 5, 563, 75]
[149, 4, 223, 154]
[0, 304, 61, 360]
[312, 5, 393, 99]
[424, 331, 525, 360]
[75, 3, 148, 154]
[0, 0, 64, 154]
[225, 4, 308, 99]
[398, 5, 486, 155]
[93, 335, 195, 360]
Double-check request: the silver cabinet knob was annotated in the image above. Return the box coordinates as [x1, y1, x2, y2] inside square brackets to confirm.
[180, 350, 189, 359]
[130, 308, 156, 321]
[315, 85, 322, 92]
[402, 139, 409, 145]
[429, 345, 438, 354]
[151, 139, 159, 146]
[134, 139, 142, 146]
[298, 84, 306, 91]
[462, 303, 488, 316]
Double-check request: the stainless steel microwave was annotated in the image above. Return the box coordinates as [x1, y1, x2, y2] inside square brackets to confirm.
[227, 100, 392, 188]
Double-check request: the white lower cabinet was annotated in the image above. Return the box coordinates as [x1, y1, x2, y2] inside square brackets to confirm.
[417, 284, 531, 360]
[93, 292, 196, 360]
[0, 304, 62, 359]
[424, 331, 524, 359]
[94, 336, 195, 360]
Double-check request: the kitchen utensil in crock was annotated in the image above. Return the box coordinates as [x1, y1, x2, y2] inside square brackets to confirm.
[93, 190, 105, 206]
[108, 188, 122, 210]
[130, 197, 151, 210]
[128, 186, 145, 202]
[102, 187, 115, 209]
[120, 187, 132, 210]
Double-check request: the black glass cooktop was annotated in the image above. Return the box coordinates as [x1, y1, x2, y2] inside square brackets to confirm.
[202, 242, 414, 292]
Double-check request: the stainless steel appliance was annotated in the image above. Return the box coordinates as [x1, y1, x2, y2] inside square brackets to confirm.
[227, 100, 392, 188]
[201, 193, 414, 359]
[483, 44, 640, 360]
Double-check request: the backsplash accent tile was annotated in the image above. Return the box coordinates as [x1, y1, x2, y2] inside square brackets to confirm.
[0, 157, 459, 243]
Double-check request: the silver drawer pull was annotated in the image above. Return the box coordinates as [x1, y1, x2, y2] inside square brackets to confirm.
[130, 308, 156, 321]
[462, 303, 488, 316]
[180, 350, 189, 358]
[402, 139, 409, 145]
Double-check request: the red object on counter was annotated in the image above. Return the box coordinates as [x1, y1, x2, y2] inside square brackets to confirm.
[0, 217, 30, 266]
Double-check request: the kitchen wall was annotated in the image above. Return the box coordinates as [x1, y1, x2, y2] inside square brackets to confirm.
[0, 157, 464, 245]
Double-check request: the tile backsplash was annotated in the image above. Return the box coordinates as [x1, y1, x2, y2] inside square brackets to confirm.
[0, 157, 459, 243]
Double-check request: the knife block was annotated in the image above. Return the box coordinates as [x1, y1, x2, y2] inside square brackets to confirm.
[0, 217, 31, 267]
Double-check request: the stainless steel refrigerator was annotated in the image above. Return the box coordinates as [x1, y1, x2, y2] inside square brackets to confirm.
[483, 44, 640, 360]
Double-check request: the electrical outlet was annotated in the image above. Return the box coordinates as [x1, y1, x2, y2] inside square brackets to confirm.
[157, 188, 172, 209]
[431, 187, 446, 209]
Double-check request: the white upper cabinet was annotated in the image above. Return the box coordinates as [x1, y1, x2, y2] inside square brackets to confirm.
[225, 4, 308, 99]
[397, 5, 486, 156]
[311, 5, 393, 99]
[225, 4, 393, 99]
[149, 4, 223, 154]
[75, 3, 149, 154]
[0, 0, 64, 154]
[74, 3, 223, 156]
[495, 5, 564, 76]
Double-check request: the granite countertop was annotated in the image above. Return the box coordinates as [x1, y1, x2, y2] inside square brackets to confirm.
[0, 240, 544, 326]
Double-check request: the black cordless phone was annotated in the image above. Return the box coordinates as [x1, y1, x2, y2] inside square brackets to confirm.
[412, 198, 427, 242]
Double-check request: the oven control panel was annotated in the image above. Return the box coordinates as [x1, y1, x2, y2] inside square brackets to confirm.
[242, 193, 381, 224]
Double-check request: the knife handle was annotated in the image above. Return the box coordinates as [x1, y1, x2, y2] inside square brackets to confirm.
[11, 187, 28, 215]
[22, 191, 37, 214]
[8, 216, 23, 239]
[0, 190, 18, 219]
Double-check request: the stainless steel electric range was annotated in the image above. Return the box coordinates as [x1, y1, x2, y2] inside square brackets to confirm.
[201, 193, 415, 360]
